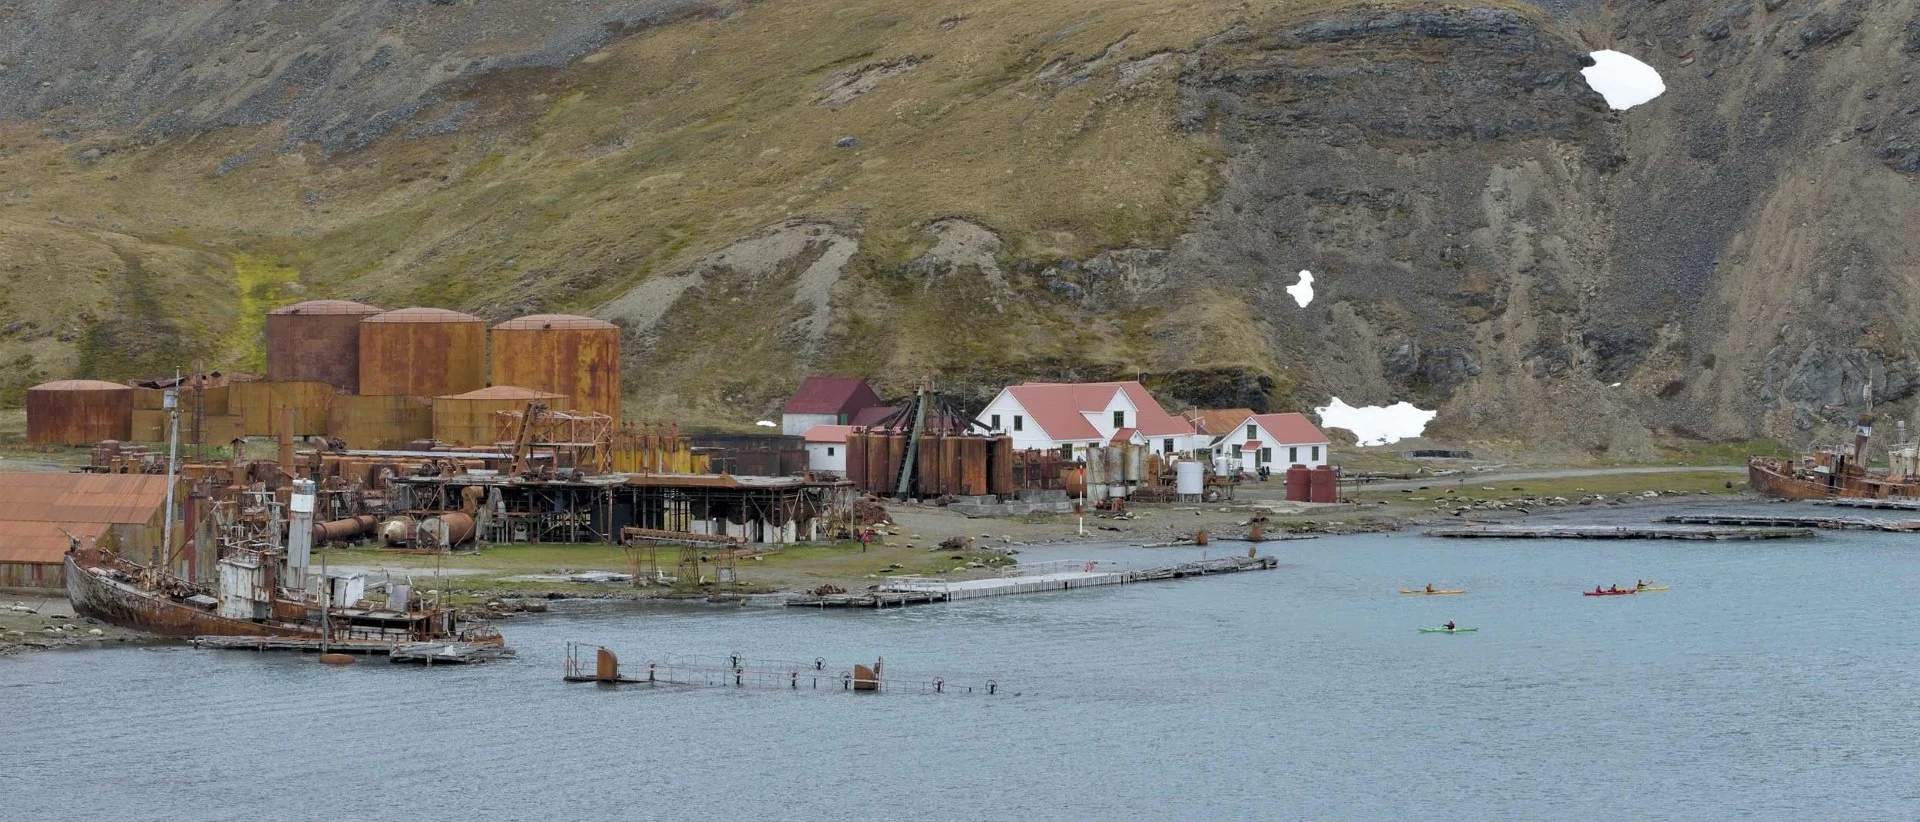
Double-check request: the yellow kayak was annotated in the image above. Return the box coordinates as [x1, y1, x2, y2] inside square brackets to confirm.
[1398, 589, 1466, 595]
[1636, 585, 1670, 592]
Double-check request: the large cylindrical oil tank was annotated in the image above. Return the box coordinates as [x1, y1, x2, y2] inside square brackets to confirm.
[845, 428, 868, 488]
[1286, 464, 1312, 502]
[419, 512, 476, 547]
[489, 314, 622, 424]
[916, 434, 941, 497]
[432, 385, 567, 447]
[1310, 465, 1338, 503]
[1176, 460, 1204, 496]
[357, 307, 487, 398]
[26, 380, 134, 445]
[988, 436, 1014, 496]
[884, 433, 906, 492]
[265, 300, 384, 392]
[961, 436, 988, 496]
[864, 431, 888, 494]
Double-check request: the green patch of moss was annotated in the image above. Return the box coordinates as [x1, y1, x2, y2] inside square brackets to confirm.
[224, 252, 301, 372]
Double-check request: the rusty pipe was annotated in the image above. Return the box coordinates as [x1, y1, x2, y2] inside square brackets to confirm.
[312, 514, 379, 543]
[421, 511, 476, 546]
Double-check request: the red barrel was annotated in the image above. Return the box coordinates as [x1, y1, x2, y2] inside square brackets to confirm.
[1310, 465, 1338, 503]
[1285, 464, 1312, 502]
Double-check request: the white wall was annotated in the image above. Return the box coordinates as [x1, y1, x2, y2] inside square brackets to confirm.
[978, 391, 1059, 451]
[806, 441, 846, 473]
[783, 412, 838, 437]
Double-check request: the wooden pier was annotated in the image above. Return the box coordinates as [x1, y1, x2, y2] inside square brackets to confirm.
[1423, 524, 1815, 541]
[785, 554, 1278, 609]
[194, 635, 516, 664]
[1657, 514, 1920, 532]
[1814, 497, 1920, 511]
[563, 644, 1011, 695]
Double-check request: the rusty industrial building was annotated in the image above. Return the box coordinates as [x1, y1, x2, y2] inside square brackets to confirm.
[26, 380, 135, 445]
[489, 314, 621, 425]
[264, 299, 385, 392]
[357, 307, 488, 398]
[0, 473, 172, 591]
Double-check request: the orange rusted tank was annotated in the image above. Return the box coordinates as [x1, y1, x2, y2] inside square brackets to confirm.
[26, 380, 134, 445]
[327, 394, 432, 449]
[488, 314, 621, 425]
[432, 385, 566, 447]
[357, 307, 487, 398]
[265, 300, 384, 392]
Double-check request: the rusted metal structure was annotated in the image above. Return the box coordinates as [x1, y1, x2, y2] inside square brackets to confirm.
[357, 307, 487, 398]
[432, 386, 567, 447]
[491, 406, 615, 474]
[229, 381, 336, 437]
[0, 473, 170, 591]
[1748, 414, 1920, 500]
[26, 379, 134, 445]
[610, 423, 703, 474]
[489, 314, 622, 425]
[327, 394, 433, 449]
[265, 299, 385, 392]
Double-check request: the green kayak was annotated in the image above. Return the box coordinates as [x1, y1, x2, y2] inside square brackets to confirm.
[1418, 627, 1478, 633]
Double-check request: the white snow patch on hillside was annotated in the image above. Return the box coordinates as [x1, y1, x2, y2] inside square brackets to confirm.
[1316, 398, 1437, 446]
[1286, 270, 1315, 307]
[1582, 50, 1664, 110]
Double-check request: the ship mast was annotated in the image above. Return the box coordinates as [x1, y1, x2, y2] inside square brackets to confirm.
[155, 368, 181, 583]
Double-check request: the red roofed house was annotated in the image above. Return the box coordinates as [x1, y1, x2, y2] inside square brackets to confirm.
[975, 381, 1202, 460]
[782, 377, 883, 436]
[802, 424, 854, 474]
[1211, 412, 1332, 473]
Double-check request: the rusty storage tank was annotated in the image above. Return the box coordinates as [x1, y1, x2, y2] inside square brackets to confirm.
[961, 436, 989, 496]
[1310, 465, 1339, 503]
[357, 307, 487, 398]
[989, 436, 1014, 496]
[265, 300, 384, 392]
[940, 435, 962, 496]
[845, 428, 868, 489]
[1286, 464, 1312, 502]
[432, 385, 567, 447]
[916, 433, 941, 497]
[26, 380, 134, 445]
[489, 314, 621, 425]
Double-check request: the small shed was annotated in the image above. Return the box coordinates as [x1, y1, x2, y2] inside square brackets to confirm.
[803, 424, 854, 474]
[781, 377, 882, 436]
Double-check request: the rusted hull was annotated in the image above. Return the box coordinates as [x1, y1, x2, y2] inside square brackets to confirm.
[65, 555, 319, 639]
[1747, 457, 1920, 501]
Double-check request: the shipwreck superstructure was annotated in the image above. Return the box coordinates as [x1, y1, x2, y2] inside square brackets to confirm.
[1748, 414, 1920, 500]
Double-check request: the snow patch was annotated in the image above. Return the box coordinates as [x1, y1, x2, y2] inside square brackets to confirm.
[1315, 398, 1437, 446]
[755, 420, 777, 428]
[1286, 270, 1315, 307]
[1582, 50, 1664, 111]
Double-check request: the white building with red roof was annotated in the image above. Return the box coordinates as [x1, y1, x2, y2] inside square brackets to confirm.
[1211, 412, 1332, 472]
[801, 424, 855, 473]
[975, 381, 1203, 459]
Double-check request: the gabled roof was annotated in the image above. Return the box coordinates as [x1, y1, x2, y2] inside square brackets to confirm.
[1245, 413, 1329, 445]
[1110, 427, 1140, 445]
[803, 424, 855, 444]
[1008, 381, 1194, 441]
[784, 377, 882, 415]
[1190, 408, 1256, 437]
[0, 473, 170, 565]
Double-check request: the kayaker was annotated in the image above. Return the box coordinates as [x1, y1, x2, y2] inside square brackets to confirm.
[1425, 583, 1435, 594]
[1607, 584, 1620, 593]
[1594, 585, 1603, 594]
[1443, 620, 1456, 631]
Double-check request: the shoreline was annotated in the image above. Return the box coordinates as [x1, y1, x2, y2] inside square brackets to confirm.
[3, 473, 1765, 657]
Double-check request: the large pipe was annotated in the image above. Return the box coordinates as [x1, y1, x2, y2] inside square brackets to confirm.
[278, 405, 295, 481]
[420, 512, 476, 546]
[312, 515, 379, 543]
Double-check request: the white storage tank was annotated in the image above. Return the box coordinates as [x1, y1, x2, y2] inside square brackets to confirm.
[1176, 460, 1204, 496]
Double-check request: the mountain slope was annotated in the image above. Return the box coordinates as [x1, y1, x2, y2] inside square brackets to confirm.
[1, 0, 1914, 451]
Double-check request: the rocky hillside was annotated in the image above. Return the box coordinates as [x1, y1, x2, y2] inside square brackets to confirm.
[1, 0, 1915, 453]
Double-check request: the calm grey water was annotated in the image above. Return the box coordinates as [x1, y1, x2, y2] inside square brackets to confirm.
[6, 503, 1920, 821]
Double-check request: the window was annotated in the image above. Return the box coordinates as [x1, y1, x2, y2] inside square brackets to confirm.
[1232, 444, 1243, 458]
[1061, 444, 1074, 460]
[1113, 410, 1126, 428]
[827, 447, 835, 457]
[1164, 438, 1175, 453]
[1246, 423, 1257, 439]
[1013, 415, 1024, 432]
[1260, 447, 1272, 465]
[990, 414, 1001, 430]
[1289, 446, 1298, 464]
[1311, 445, 1321, 462]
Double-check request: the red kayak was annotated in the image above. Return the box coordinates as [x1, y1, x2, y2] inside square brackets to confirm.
[1583, 589, 1637, 596]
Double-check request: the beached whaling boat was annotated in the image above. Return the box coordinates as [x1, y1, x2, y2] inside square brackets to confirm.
[1749, 414, 1920, 500]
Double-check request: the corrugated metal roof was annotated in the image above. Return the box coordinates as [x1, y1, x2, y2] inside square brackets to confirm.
[29, 379, 133, 392]
[1190, 408, 1256, 436]
[363, 307, 482, 323]
[493, 314, 617, 330]
[1246, 413, 1330, 445]
[783, 377, 882, 415]
[268, 299, 385, 316]
[0, 473, 170, 524]
[803, 424, 855, 443]
[1004, 381, 1194, 440]
[0, 520, 106, 564]
[437, 385, 568, 401]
